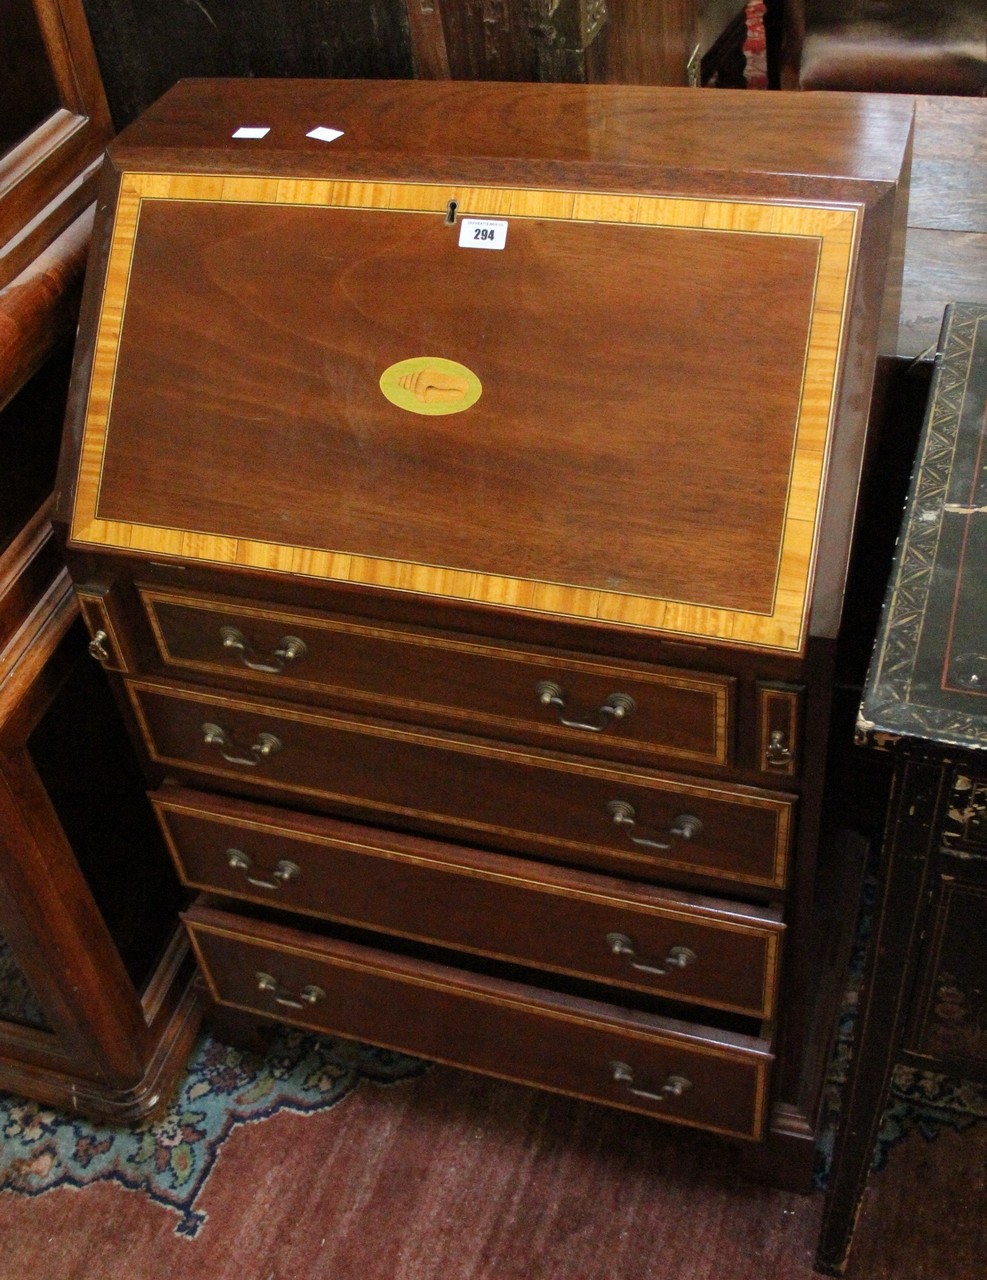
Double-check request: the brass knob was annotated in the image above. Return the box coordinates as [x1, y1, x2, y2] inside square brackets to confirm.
[87, 629, 110, 662]
[766, 729, 793, 767]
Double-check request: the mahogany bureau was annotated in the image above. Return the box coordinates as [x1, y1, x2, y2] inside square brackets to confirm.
[55, 79, 914, 1185]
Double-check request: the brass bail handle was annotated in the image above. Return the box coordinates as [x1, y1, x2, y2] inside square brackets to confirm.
[536, 680, 636, 733]
[220, 625, 308, 675]
[202, 722, 283, 767]
[227, 848, 300, 891]
[606, 933, 697, 977]
[606, 800, 703, 850]
[610, 1061, 692, 1105]
[256, 972, 325, 1011]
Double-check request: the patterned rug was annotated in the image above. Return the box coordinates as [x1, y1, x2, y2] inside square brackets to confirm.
[813, 889, 987, 1186]
[2, 1020, 985, 1238]
[815, 1048, 987, 1188]
[0, 1031, 427, 1237]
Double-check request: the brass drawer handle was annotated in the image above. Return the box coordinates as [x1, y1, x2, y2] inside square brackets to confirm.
[606, 800, 703, 850]
[255, 971, 325, 1010]
[610, 1061, 692, 1104]
[227, 848, 300, 891]
[88, 629, 111, 662]
[220, 625, 308, 675]
[606, 933, 697, 977]
[202, 722, 283, 767]
[536, 680, 635, 733]
[766, 729, 793, 768]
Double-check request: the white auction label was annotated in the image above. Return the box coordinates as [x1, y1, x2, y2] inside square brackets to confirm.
[458, 218, 508, 250]
[306, 126, 344, 143]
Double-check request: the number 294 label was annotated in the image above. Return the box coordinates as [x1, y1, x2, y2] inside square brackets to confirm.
[458, 218, 508, 250]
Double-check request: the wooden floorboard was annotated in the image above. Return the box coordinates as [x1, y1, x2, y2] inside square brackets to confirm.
[898, 97, 987, 357]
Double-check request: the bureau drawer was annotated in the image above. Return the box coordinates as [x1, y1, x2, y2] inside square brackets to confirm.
[184, 901, 774, 1141]
[129, 681, 793, 890]
[138, 587, 734, 769]
[153, 788, 784, 1018]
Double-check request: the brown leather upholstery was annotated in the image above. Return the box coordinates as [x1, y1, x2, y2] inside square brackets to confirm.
[789, 0, 986, 94]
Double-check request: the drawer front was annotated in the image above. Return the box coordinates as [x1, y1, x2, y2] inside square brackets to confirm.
[185, 903, 774, 1141]
[154, 788, 785, 1018]
[138, 587, 734, 769]
[77, 586, 131, 673]
[130, 681, 794, 890]
[756, 682, 802, 777]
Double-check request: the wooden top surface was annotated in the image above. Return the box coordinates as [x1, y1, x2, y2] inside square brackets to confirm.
[112, 78, 915, 190]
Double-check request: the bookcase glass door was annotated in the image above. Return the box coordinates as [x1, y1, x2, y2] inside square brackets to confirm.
[0, 931, 49, 1031]
[0, 0, 61, 156]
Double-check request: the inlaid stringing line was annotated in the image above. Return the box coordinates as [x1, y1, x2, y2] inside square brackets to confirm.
[72, 173, 859, 653]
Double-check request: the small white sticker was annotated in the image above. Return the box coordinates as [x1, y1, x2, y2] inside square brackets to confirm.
[458, 218, 508, 251]
[307, 126, 344, 143]
[232, 126, 270, 139]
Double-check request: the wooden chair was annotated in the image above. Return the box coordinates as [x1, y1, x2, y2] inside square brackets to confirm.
[782, 0, 986, 94]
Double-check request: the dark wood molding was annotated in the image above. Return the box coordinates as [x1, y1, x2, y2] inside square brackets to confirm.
[0, 0, 111, 294]
[0, 0, 200, 1123]
[0, 202, 93, 413]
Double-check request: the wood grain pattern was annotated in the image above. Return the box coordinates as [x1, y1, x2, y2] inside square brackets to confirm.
[125, 677, 794, 890]
[586, 0, 697, 85]
[0, 0, 112, 292]
[98, 79, 914, 188]
[78, 0, 413, 130]
[70, 173, 859, 654]
[0, 205, 93, 412]
[897, 96, 987, 358]
[49, 82, 914, 1171]
[0, 596, 202, 1113]
[899, 228, 987, 360]
[185, 903, 774, 1141]
[906, 98, 987, 234]
[137, 586, 736, 768]
[152, 786, 784, 1018]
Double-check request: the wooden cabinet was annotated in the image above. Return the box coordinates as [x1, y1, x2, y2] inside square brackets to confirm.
[0, 0, 110, 298]
[55, 79, 913, 1183]
[0, 581, 197, 1117]
[817, 303, 987, 1273]
[0, 0, 199, 1119]
[406, 0, 704, 86]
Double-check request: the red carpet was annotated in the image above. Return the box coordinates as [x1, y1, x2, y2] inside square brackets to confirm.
[0, 1059, 984, 1279]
